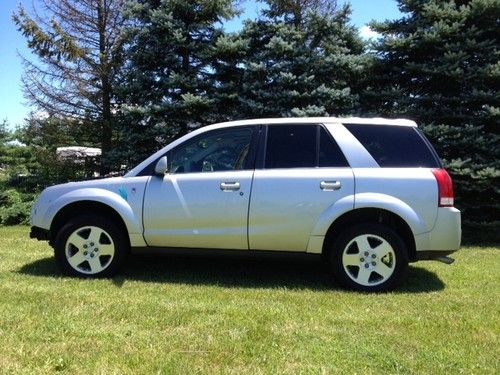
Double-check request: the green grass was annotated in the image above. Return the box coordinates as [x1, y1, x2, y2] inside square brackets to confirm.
[0, 226, 498, 374]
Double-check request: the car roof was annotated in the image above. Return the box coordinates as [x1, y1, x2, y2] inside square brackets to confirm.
[209, 117, 417, 127]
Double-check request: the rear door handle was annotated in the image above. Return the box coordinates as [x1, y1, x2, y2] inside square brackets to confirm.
[220, 182, 240, 191]
[320, 181, 341, 191]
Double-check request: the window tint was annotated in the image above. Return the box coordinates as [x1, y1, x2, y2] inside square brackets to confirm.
[265, 125, 316, 168]
[319, 126, 349, 167]
[170, 127, 253, 173]
[344, 124, 440, 168]
[264, 125, 349, 169]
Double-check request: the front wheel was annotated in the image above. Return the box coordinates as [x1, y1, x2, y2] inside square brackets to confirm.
[330, 223, 408, 292]
[54, 215, 129, 277]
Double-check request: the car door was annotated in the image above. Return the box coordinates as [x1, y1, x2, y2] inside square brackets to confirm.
[143, 126, 258, 249]
[248, 124, 355, 252]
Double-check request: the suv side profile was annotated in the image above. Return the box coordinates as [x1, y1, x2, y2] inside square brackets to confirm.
[30, 118, 461, 292]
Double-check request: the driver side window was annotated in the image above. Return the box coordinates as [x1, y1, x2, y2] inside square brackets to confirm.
[170, 127, 254, 174]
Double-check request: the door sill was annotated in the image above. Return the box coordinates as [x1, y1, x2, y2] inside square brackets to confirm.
[131, 246, 322, 262]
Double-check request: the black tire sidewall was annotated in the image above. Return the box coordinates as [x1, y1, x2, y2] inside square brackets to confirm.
[330, 223, 409, 292]
[54, 215, 129, 277]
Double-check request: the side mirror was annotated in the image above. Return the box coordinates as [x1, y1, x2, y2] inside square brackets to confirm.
[154, 156, 169, 175]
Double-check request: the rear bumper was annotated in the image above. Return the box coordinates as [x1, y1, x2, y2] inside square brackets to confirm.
[30, 226, 50, 241]
[415, 207, 461, 253]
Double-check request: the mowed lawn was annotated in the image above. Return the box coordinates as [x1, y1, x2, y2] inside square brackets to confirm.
[0, 226, 498, 374]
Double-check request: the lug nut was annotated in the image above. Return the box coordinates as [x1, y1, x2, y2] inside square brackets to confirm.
[372, 261, 377, 266]
[364, 263, 369, 268]
[360, 257, 365, 262]
[94, 248, 99, 252]
[364, 251, 369, 256]
[372, 254, 376, 258]
[83, 244, 88, 249]
[90, 242, 94, 247]
[90, 253, 95, 258]
[83, 251, 88, 256]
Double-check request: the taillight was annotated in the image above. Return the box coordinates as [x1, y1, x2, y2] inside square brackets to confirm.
[432, 169, 454, 207]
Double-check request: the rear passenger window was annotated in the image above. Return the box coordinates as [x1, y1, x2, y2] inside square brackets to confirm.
[265, 125, 316, 168]
[345, 124, 440, 168]
[319, 126, 349, 167]
[265, 125, 349, 168]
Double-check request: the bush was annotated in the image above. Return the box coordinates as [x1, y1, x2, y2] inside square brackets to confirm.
[462, 221, 500, 246]
[0, 201, 32, 225]
[0, 189, 33, 225]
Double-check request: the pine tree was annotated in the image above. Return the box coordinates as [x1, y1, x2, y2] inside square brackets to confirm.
[115, 0, 237, 166]
[232, 0, 365, 118]
[367, 0, 500, 224]
[13, 0, 127, 173]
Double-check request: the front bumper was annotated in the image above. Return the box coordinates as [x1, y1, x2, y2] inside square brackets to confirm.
[30, 226, 50, 241]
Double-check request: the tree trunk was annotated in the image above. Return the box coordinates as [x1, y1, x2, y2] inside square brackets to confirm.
[180, 49, 190, 136]
[101, 80, 112, 174]
[97, 0, 112, 174]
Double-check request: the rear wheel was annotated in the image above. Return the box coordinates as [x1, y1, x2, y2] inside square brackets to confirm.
[330, 223, 408, 292]
[54, 215, 128, 277]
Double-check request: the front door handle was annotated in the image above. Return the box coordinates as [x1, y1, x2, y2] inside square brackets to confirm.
[220, 182, 240, 191]
[320, 181, 341, 191]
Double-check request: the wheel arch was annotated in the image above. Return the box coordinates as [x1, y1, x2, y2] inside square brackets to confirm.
[322, 208, 417, 262]
[49, 201, 131, 248]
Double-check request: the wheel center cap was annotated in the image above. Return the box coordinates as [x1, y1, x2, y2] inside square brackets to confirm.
[360, 251, 377, 269]
[83, 242, 95, 259]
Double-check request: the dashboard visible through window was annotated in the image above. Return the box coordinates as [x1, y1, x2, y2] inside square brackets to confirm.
[170, 127, 254, 173]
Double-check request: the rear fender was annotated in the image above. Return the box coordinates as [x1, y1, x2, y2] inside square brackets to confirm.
[354, 193, 427, 234]
[311, 193, 427, 236]
[311, 195, 355, 236]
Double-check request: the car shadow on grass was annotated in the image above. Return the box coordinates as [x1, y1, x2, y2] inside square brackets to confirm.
[18, 253, 445, 293]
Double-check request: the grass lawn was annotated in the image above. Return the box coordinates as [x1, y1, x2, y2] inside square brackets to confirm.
[0, 226, 498, 374]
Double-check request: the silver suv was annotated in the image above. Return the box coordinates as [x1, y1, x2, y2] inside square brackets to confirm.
[30, 118, 461, 291]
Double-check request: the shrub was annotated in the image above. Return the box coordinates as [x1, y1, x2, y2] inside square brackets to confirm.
[0, 201, 32, 225]
[0, 189, 33, 225]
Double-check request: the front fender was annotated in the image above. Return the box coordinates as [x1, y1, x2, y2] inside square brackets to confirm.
[43, 188, 143, 235]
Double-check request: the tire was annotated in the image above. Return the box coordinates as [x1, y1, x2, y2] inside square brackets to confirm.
[54, 215, 129, 277]
[330, 223, 408, 292]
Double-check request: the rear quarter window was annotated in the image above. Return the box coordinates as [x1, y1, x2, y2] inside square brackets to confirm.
[344, 124, 441, 168]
